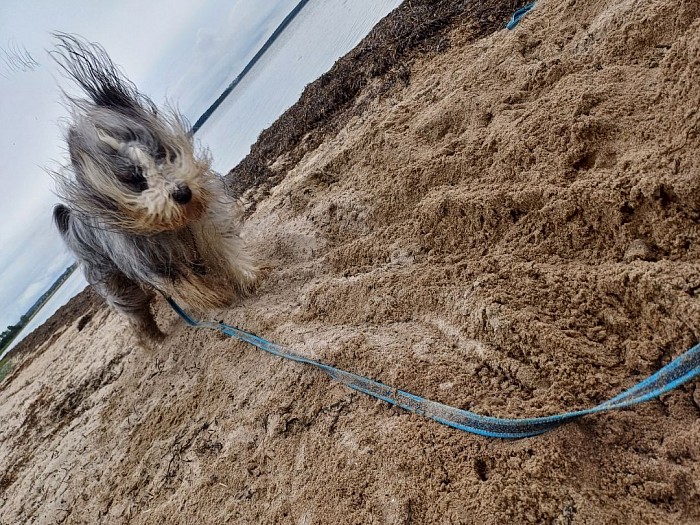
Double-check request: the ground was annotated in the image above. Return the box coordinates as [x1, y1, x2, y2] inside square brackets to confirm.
[2, 0, 700, 523]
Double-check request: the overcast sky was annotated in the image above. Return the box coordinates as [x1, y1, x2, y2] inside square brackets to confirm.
[0, 0, 298, 330]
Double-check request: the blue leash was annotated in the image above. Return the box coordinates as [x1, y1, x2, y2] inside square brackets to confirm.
[166, 298, 700, 438]
[507, 2, 536, 30]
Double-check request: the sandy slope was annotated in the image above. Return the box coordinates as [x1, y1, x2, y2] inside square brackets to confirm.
[2, 0, 700, 523]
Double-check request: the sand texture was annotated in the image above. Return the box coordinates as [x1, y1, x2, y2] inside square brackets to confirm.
[2, 0, 700, 523]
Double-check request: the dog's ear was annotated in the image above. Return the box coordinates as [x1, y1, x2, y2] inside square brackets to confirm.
[66, 127, 84, 167]
[53, 204, 71, 236]
[52, 32, 156, 115]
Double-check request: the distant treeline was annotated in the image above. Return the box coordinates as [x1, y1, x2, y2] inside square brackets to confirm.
[0, 263, 77, 353]
[190, 0, 311, 134]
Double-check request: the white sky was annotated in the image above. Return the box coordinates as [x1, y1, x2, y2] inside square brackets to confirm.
[0, 0, 298, 330]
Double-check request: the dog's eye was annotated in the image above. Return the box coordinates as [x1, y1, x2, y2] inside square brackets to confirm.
[122, 166, 148, 192]
[155, 145, 167, 163]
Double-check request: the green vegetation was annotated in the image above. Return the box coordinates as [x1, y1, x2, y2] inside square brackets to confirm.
[0, 355, 15, 382]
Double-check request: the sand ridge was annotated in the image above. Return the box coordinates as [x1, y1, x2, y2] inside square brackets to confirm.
[2, 0, 700, 523]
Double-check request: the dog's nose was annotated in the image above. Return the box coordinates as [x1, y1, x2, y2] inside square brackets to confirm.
[172, 185, 192, 204]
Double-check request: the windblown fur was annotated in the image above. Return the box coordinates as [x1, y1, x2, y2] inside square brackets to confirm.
[51, 34, 260, 346]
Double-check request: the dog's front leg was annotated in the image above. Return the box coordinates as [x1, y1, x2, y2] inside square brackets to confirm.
[96, 271, 166, 349]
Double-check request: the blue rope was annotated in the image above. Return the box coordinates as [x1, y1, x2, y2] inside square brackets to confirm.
[166, 298, 700, 438]
[507, 2, 536, 30]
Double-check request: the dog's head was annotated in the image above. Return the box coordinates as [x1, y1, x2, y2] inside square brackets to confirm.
[52, 33, 212, 234]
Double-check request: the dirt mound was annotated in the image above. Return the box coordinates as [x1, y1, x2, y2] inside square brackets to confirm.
[226, 0, 530, 200]
[2, 0, 700, 523]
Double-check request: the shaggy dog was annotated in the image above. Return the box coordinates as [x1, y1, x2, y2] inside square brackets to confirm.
[51, 34, 261, 346]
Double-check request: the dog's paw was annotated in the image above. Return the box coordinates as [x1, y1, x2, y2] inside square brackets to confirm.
[242, 264, 273, 293]
[132, 322, 167, 351]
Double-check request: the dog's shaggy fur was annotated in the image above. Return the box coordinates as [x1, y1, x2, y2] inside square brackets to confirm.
[51, 34, 261, 346]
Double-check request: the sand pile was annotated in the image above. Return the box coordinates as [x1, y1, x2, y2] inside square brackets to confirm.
[2, 0, 700, 523]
